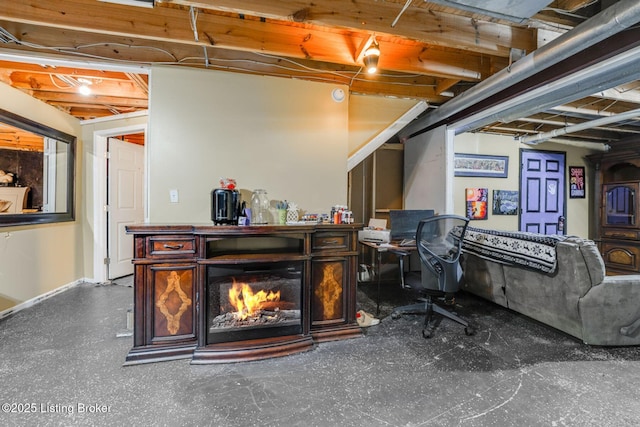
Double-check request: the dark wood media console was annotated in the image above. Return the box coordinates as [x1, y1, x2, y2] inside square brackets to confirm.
[124, 223, 363, 365]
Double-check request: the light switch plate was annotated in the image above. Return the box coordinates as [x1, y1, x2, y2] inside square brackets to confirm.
[169, 189, 179, 203]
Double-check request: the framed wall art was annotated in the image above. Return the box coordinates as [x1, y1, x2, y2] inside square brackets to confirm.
[466, 187, 488, 220]
[492, 190, 519, 215]
[454, 153, 509, 178]
[569, 166, 585, 198]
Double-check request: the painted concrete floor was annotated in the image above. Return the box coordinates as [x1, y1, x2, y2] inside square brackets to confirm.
[1, 278, 640, 426]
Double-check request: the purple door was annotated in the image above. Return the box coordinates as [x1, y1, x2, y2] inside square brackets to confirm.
[520, 149, 566, 235]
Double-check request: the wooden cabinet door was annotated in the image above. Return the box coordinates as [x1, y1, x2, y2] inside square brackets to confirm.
[148, 263, 197, 343]
[310, 257, 349, 326]
[602, 242, 640, 274]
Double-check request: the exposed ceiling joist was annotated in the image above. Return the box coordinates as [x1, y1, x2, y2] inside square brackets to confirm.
[0, 0, 638, 148]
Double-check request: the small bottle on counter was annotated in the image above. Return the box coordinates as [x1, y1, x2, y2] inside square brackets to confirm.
[334, 206, 341, 224]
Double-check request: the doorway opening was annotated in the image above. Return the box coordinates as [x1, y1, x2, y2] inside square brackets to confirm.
[106, 134, 145, 279]
[519, 149, 566, 235]
[92, 120, 147, 283]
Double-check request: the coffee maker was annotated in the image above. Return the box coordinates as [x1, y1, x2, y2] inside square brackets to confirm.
[211, 188, 240, 225]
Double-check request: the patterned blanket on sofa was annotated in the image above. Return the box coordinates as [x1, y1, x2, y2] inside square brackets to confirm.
[460, 227, 566, 274]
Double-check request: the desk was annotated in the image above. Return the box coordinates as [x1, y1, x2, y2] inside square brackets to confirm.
[359, 240, 417, 315]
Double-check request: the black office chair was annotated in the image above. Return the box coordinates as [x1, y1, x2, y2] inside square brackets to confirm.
[390, 214, 476, 338]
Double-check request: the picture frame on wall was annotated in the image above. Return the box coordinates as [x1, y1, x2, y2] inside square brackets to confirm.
[492, 190, 519, 215]
[569, 166, 585, 198]
[454, 153, 509, 178]
[466, 188, 488, 220]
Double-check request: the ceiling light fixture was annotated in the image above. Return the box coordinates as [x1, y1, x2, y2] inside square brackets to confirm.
[78, 84, 91, 96]
[77, 77, 93, 96]
[363, 37, 380, 74]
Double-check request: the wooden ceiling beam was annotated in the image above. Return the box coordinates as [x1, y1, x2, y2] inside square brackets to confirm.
[35, 92, 148, 108]
[349, 82, 446, 100]
[0, 0, 508, 81]
[0, 21, 487, 84]
[65, 108, 122, 119]
[552, 0, 598, 13]
[0, 61, 141, 81]
[162, 0, 537, 55]
[0, 125, 44, 151]
[436, 78, 461, 95]
[7, 72, 148, 98]
[49, 101, 141, 112]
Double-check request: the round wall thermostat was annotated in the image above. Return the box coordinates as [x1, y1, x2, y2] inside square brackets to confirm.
[332, 88, 346, 102]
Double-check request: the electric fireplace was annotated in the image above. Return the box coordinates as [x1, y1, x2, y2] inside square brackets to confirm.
[207, 261, 303, 344]
[125, 224, 362, 365]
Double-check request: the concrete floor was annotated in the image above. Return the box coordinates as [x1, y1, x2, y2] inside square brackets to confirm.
[1, 278, 640, 427]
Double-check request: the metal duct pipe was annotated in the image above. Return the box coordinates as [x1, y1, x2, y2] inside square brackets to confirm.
[518, 117, 640, 135]
[519, 107, 640, 144]
[532, 138, 609, 151]
[399, 0, 640, 139]
[453, 44, 640, 133]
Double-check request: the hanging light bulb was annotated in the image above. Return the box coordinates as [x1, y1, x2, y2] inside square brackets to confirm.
[77, 77, 92, 96]
[78, 84, 91, 96]
[363, 38, 380, 74]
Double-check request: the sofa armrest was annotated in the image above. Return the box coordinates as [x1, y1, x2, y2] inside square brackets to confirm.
[570, 237, 605, 286]
[579, 276, 640, 345]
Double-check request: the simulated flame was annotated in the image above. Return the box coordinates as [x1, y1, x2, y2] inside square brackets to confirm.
[228, 278, 281, 320]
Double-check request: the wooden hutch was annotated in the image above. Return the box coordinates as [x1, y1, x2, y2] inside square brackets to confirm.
[589, 139, 640, 275]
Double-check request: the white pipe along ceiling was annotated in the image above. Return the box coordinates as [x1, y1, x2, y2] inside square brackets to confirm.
[452, 44, 640, 135]
[399, 0, 640, 141]
[519, 108, 640, 145]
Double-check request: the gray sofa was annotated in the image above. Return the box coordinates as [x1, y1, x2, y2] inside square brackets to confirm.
[459, 227, 640, 346]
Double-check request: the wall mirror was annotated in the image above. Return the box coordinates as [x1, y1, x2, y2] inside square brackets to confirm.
[0, 108, 75, 227]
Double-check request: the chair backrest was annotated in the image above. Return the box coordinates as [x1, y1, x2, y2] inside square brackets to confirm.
[416, 215, 469, 293]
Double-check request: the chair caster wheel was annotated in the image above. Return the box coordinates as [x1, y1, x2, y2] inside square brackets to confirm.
[422, 329, 433, 339]
[391, 312, 401, 320]
[464, 326, 476, 336]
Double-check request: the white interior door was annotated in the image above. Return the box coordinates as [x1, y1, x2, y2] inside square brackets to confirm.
[108, 137, 144, 279]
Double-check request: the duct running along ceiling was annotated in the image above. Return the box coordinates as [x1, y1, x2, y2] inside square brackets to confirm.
[426, 0, 554, 23]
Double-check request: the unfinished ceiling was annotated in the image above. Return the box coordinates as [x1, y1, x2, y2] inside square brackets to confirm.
[0, 0, 639, 147]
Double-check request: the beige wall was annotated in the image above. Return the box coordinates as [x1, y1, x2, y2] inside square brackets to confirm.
[404, 126, 450, 214]
[348, 94, 423, 155]
[0, 82, 83, 311]
[453, 132, 597, 237]
[0, 65, 420, 313]
[147, 66, 349, 222]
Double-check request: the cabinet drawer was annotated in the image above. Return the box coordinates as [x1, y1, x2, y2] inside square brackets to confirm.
[602, 229, 640, 240]
[312, 232, 350, 252]
[147, 236, 196, 258]
[602, 242, 640, 273]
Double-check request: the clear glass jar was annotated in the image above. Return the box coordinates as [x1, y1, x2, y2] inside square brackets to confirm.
[250, 189, 270, 224]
